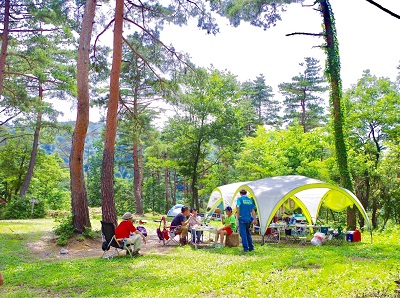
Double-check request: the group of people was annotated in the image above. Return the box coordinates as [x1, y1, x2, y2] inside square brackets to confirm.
[114, 188, 257, 255]
[169, 188, 257, 252]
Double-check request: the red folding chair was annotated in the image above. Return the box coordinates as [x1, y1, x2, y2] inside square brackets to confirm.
[156, 216, 184, 246]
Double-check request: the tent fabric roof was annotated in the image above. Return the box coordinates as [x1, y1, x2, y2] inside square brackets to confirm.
[206, 182, 249, 215]
[166, 204, 184, 217]
[215, 175, 371, 235]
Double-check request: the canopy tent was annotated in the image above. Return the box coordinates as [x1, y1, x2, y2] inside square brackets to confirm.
[206, 182, 249, 216]
[166, 204, 184, 218]
[228, 175, 371, 236]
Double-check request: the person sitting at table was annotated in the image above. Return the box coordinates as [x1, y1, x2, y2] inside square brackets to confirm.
[215, 206, 236, 248]
[189, 208, 203, 244]
[170, 205, 193, 245]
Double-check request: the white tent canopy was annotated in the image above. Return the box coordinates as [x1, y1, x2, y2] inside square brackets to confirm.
[223, 175, 372, 236]
[206, 182, 249, 216]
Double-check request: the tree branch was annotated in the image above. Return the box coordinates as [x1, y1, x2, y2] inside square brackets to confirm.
[124, 17, 193, 70]
[365, 0, 400, 19]
[93, 19, 115, 58]
[286, 32, 324, 37]
[121, 35, 163, 82]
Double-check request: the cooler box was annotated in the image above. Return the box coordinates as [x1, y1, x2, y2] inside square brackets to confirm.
[346, 231, 354, 242]
[320, 227, 329, 234]
[353, 229, 361, 242]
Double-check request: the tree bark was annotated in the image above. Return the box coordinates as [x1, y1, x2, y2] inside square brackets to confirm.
[164, 166, 169, 213]
[132, 86, 143, 215]
[0, 0, 10, 98]
[70, 0, 96, 232]
[133, 139, 143, 214]
[19, 84, 43, 198]
[320, 0, 356, 229]
[301, 93, 306, 133]
[101, 0, 124, 226]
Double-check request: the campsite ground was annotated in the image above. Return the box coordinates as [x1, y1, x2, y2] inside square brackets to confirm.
[1, 217, 399, 297]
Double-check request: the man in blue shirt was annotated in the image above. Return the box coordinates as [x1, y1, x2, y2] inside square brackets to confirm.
[236, 189, 257, 252]
[170, 206, 192, 245]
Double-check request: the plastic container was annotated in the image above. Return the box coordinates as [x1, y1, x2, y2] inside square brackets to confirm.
[353, 229, 361, 242]
[320, 227, 329, 234]
[346, 231, 354, 242]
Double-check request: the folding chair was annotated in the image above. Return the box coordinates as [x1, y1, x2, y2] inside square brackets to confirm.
[264, 227, 280, 243]
[157, 216, 184, 246]
[101, 221, 133, 259]
[330, 226, 345, 246]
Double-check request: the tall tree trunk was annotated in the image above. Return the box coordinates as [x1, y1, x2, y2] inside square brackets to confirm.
[19, 85, 43, 198]
[101, 0, 124, 226]
[0, 0, 10, 98]
[70, 0, 96, 232]
[191, 176, 198, 210]
[183, 180, 187, 205]
[170, 170, 176, 206]
[320, 0, 356, 229]
[301, 93, 306, 133]
[164, 166, 169, 212]
[132, 87, 143, 214]
[133, 140, 143, 214]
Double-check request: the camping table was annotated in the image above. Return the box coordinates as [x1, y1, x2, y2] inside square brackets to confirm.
[265, 223, 286, 243]
[191, 225, 217, 249]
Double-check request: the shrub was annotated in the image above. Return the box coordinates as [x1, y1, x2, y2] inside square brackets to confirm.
[53, 215, 75, 246]
[1, 196, 45, 219]
[82, 226, 99, 240]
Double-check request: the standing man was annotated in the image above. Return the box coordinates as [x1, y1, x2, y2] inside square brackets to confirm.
[236, 189, 257, 253]
[115, 212, 147, 256]
[170, 205, 193, 245]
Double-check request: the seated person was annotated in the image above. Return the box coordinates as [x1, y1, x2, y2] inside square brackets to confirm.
[115, 212, 147, 256]
[170, 205, 192, 245]
[215, 206, 236, 247]
[189, 208, 202, 244]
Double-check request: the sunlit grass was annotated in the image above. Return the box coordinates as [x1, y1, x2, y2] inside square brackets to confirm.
[0, 218, 399, 297]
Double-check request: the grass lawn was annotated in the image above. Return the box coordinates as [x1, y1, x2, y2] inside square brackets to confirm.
[0, 218, 399, 297]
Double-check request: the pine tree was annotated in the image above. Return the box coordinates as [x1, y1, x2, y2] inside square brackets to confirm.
[279, 57, 328, 132]
[244, 74, 280, 127]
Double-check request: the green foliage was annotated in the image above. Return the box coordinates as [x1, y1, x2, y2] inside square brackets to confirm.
[163, 67, 251, 207]
[279, 57, 328, 132]
[242, 74, 280, 127]
[2, 195, 45, 219]
[344, 70, 400, 228]
[53, 215, 75, 246]
[213, 0, 297, 30]
[114, 177, 135, 215]
[0, 135, 71, 219]
[86, 139, 104, 207]
[82, 226, 98, 240]
[234, 125, 333, 182]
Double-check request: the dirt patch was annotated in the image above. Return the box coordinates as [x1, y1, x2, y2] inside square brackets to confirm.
[26, 231, 176, 260]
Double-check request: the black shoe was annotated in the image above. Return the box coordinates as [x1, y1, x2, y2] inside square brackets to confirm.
[133, 251, 143, 257]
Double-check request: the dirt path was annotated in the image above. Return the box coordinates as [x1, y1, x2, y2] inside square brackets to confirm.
[27, 231, 175, 260]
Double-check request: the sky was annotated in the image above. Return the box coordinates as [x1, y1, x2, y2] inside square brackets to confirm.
[160, 0, 400, 88]
[58, 0, 400, 122]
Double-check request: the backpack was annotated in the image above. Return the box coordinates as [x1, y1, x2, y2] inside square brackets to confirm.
[101, 240, 109, 251]
[136, 226, 147, 237]
[156, 219, 169, 240]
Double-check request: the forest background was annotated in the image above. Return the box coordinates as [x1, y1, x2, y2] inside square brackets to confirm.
[0, 0, 399, 235]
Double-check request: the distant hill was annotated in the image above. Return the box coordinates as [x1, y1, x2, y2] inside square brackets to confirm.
[40, 121, 104, 166]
